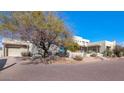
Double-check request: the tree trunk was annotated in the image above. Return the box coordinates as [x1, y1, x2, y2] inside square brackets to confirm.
[42, 42, 51, 58]
[43, 49, 49, 58]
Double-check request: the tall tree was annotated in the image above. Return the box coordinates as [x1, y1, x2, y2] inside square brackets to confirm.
[0, 11, 72, 58]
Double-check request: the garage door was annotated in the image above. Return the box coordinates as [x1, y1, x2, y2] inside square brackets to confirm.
[8, 48, 27, 57]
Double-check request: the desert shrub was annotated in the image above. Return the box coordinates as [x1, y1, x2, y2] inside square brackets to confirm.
[21, 51, 32, 57]
[118, 52, 124, 57]
[103, 50, 113, 57]
[90, 53, 97, 57]
[107, 51, 113, 57]
[73, 55, 83, 61]
[111, 54, 116, 57]
[113, 45, 124, 57]
[102, 51, 107, 57]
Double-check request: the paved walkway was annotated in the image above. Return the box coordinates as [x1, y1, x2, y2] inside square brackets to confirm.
[0, 57, 124, 81]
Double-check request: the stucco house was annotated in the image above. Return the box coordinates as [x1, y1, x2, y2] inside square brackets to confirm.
[86, 41, 116, 53]
[0, 36, 116, 57]
[73, 36, 116, 53]
[0, 38, 30, 57]
[0, 38, 60, 57]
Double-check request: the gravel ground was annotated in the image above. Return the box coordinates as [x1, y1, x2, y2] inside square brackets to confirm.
[0, 57, 124, 81]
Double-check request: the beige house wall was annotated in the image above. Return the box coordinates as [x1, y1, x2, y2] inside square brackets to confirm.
[87, 41, 116, 53]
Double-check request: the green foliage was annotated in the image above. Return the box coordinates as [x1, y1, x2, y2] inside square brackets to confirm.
[0, 12, 72, 58]
[113, 45, 124, 57]
[65, 41, 80, 52]
[0, 12, 71, 41]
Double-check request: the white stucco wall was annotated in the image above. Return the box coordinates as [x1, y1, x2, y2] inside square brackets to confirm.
[73, 36, 90, 46]
[87, 40, 116, 53]
[105, 41, 116, 50]
[0, 49, 3, 57]
[68, 51, 84, 58]
[99, 41, 116, 53]
[98, 41, 116, 53]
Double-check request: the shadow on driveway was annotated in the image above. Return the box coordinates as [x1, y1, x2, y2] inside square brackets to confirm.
[0, 59, 16, 71]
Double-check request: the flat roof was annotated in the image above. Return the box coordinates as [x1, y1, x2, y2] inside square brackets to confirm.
[73, 36, 90, 42]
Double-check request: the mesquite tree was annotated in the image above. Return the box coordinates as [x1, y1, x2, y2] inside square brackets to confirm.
[0, 11, 72, 58]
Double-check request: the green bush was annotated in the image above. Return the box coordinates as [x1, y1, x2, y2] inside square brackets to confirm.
[66, 42, 80, 52]
[103, 50, 113, 57]
[21, 51, 32, 57]
[107, 51, 113, 57]
[113, 45, 124, 57]
[73, 55, 83, 61]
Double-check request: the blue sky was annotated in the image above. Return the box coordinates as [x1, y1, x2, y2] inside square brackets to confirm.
[59, 11, 124, 43]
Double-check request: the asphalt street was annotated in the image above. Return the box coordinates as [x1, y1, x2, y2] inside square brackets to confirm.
[0, 58, 124, 81]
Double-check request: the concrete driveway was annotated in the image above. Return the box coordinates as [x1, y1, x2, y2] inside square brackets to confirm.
[0, 57, 124, 81]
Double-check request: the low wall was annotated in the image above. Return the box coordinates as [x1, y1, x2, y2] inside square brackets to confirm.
[68, 51, 104, 58]
[68, 51, 84, 58]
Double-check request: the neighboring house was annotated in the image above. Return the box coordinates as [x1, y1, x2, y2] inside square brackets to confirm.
[86, 41, 116, 53]
[1, 38, 29, 57]
[73, 36, 116, 53]
[0, 36, 116, 57]
[0, 38, 60, 57]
